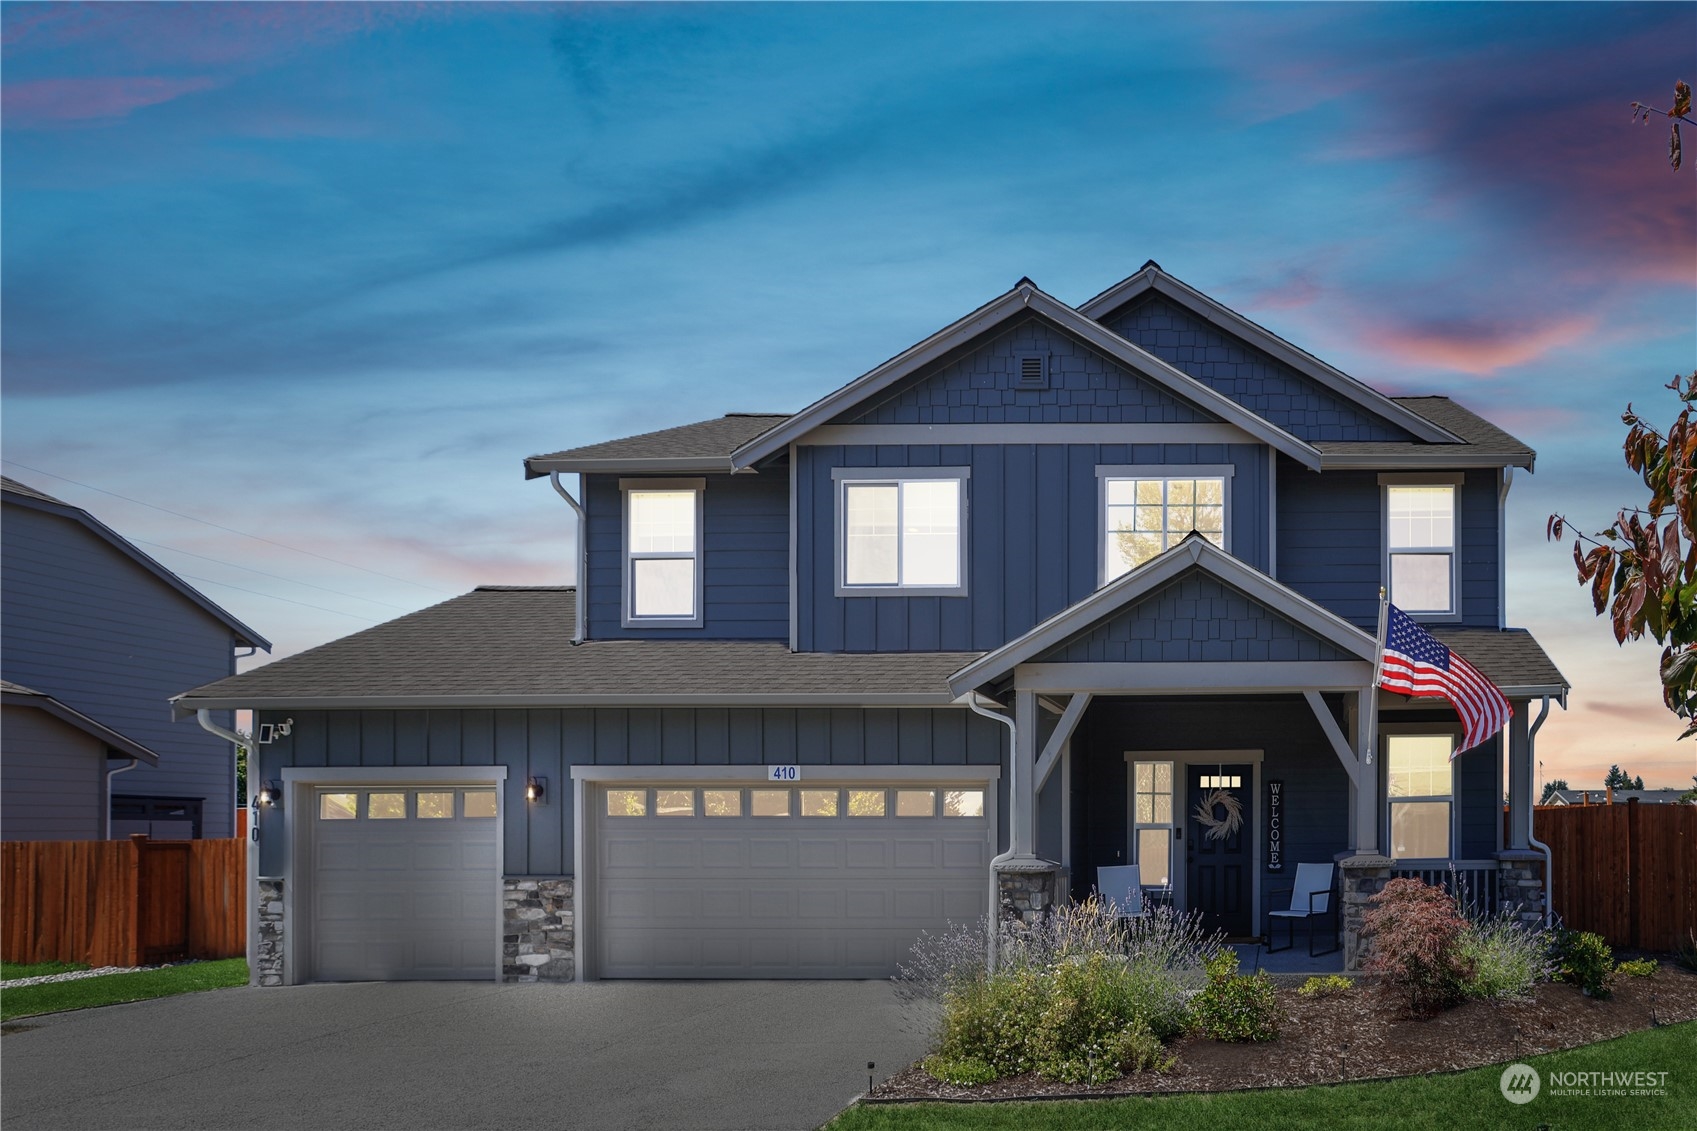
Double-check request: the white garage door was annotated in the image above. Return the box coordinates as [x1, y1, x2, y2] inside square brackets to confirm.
[594, 782, 991, 978]
[311, 786, 500, 981]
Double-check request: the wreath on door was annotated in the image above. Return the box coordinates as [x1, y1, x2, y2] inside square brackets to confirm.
[1192, 788, 1244, 842]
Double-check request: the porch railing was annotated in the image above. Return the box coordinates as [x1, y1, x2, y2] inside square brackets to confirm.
[1388, 860, 1500, 920]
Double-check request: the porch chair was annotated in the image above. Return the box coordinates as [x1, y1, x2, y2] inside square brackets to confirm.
[1094, 865, 1146, 922]
[1266, 862, 1338, 956]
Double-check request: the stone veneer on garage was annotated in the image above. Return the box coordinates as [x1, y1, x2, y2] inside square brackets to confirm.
[503, 877, 575, 982]
[256, 878, 285, 986]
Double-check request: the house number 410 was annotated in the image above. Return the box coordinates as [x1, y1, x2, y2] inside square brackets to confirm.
[767, 765, 800, 781]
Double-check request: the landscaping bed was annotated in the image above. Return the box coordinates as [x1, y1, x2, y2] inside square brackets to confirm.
[871, 963, 1697, 1102]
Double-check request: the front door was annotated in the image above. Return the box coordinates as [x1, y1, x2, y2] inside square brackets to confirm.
[1186, 764, 1252, 937]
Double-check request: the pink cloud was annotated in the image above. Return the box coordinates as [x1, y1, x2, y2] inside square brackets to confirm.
[1355, 313, 1600, 376]
[3, 74, 218, 126]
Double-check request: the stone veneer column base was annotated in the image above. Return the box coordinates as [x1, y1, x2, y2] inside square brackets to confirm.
[1337, 854, 1393, 972]
[996, 859, 1067, 926]
[256, 877, 285, 986]
[1495, 850, 1547, 927]
[503, 877, 575, 982]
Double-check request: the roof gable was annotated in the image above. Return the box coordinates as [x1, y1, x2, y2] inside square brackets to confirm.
[524, 414, 790, 477]
[733, 282, 1323, 470]
[1078, 264, 1459, 445]
[1, 679, 162, 765]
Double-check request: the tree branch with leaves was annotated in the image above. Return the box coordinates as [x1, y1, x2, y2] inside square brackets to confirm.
[1548, 370, 1697, 737]
[1632, 79, 1692, 171]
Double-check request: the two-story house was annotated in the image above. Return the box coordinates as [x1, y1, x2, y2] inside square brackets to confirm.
[174, 263, 1566, 986]
[3, 476, 269, 841]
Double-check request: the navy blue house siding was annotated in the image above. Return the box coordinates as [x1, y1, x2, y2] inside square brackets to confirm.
[798, 442, 1270, 652]
[253, 706, 1008, 876]
[583, 470, 788, 640]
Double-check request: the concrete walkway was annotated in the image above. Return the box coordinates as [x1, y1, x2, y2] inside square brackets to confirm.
[2, 980, 927, 1131]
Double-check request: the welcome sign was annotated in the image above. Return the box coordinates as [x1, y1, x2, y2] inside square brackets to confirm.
[1266, 780, 1283, 872]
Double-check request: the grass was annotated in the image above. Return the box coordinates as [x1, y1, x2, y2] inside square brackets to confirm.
[827, 1022, 1696, 1131]
[0, 959, 248, 1022]
[1, 960, 91, 980]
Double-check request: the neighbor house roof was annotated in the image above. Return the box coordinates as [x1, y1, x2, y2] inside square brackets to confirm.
[1, 679, 162, 765]
[172, 587, 980, 711]
[1546, 788, 1690, 806]
[523, 414, 790, 477]
[1, 476, 270, 651]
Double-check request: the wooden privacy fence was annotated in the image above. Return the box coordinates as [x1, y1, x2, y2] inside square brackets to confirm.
[1530, 801, 1696, 952]
[2, 835, 244, 967]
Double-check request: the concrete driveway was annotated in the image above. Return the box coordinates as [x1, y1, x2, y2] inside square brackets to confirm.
[2, 980, 929, 1131]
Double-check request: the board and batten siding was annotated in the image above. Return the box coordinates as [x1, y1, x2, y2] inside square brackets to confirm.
[253, 706, 1008, 877]
[1, 504, 241, 837]
[797, 442, 1270, 653]
[1275, 460, 1502, 631]
[581, 470, 788, 640]
[0, 705, 110, 841]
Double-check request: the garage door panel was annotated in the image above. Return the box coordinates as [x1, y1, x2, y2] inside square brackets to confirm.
[945, 888, 985, 919]
[943, 839, 986, 867]
[893, 840, 937, 868]
[893, 889, 939, 919]
[748, 839, 790, 867]
[701, 840, 746, 868]
[845, 841, 888, 868]
[604, 838, 650, 868]
[749, 889, 793, 918]
[798, 889, 840, 918]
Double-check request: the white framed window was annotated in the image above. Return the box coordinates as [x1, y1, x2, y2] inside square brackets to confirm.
[1131, 761, 1174, 887]
[622, 478, 704, 627]
[1386, 732, 1455, 860]
[1098, 466, 1232, 584]
[833, 467, 968, 595]
[1383, 476, 1460, 618]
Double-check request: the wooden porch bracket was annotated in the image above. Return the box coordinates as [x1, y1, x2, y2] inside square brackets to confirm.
[1303, 690, 1359, 786]
[1034, 692, 1092, 792]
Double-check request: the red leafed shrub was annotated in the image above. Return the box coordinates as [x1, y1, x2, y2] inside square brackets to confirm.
[1361, 878, 1474, 1015]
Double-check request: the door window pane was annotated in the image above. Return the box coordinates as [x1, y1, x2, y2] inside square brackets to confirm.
[703, 789, 742, 817]
[655, 790, 695, 816]
[751, 789, 790, 817]
[846, 789, 886, 816]
[632, 558, 695, 618]
[368, 793, 406, 820]
[606, 789, 646, 816]
[463, 791, 498, 818]
[799, 790, 838, 817]
[895, 789, 935, 817]
[1137, 829, 1172, 887]
[319, 793, 357, 820]
[416, 791, 454, 819]
[943, 789, 984, 818]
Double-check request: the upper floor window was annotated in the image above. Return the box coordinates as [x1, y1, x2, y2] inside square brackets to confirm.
[1384, 477, 1459, 617]
[622, 478, 703, 627]
[1099, 466, 1231, 584]
[833, 467, 968, 596]
[1386, 732, 1454, 859]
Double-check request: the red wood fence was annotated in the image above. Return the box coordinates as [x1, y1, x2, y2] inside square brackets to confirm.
[2, 835, 244, 967]
[1528, 801, 1695, 952]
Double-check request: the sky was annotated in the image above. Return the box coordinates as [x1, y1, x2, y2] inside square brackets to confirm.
[3, 2, 1694, 792]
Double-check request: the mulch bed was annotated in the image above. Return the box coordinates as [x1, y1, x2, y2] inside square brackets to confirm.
[870, 964, 1697, 1102]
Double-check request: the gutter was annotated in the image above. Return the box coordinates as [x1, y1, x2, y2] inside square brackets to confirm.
[1527, 696, 1555, 928]
[104, 758, 138, 839]
[197, 709, 260, 986]
[549, 472, 587, 646]
[967, 693, 1017, 973]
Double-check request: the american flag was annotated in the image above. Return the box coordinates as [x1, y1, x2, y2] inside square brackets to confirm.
[1379, 604, 1511, 756]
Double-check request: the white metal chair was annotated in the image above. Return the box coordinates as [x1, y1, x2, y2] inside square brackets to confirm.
[1267, 862, 1338, 956]
[1095, 864, 1146, 921]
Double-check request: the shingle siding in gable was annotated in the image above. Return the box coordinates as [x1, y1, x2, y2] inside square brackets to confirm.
[1104, 296, 1414, 442]
[583, 471, 789, 640]
[1045, 573, 1352, 664]
[835, 316, 1220, 426]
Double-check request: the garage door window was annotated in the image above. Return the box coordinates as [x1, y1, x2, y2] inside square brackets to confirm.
[320, 793, 358, 820]
[703, 790, 741, 816]
[416, 792, 454, 818]
[656, 790, 695, 816]
[800, 790, 838, 816]
[944, 790, 985, 818]
[896, 789, 935, 817]
[463, 791, 498, 818]
[847, 789, 886, 816]
[751, 789, 790, 817]
[368, 793, 406, 819]
[607, 789, 646, 816]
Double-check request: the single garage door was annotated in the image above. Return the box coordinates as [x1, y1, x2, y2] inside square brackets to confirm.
[311, 785, 500, 981]
[595, 782, 990, 978]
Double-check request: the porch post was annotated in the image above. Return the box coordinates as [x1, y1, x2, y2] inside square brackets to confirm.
[1012, 688, 1039, 858]
[1350, 687, 1380, 855]
[1505, 700, 1531, 851]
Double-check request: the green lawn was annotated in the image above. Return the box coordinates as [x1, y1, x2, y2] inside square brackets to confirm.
[0, 959, 248, 1021]
[1, 960, 91, 980]
[829, 1022, 1697, 1131]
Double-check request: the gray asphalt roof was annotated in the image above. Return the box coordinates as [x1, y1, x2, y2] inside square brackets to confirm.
[0, 475, 70, 506]
[173, 587, 981, 709]
[524, 414, 790, 476]
[1314, 397, 1536, 466]
[1424, 626, 1569, 693]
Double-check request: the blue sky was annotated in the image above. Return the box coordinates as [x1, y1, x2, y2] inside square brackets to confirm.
[3, 2, 1694, 788]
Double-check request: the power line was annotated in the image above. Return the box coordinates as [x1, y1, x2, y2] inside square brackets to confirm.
[175, 572, 386, 623]
[3, 459, 453, 595]
[133, 537, 415, 613]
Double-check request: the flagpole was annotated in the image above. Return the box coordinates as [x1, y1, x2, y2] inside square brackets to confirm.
[1366, 587, 1388, 767]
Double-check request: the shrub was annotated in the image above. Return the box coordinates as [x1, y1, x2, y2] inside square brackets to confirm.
[920, 1053, 999, 1086]
[1617, 958, 1658, 978]
[1029, 954, 1171, 1084]
[1362, 877, 1473, 1015]
[1193, 950, 1280, 1042]
[1550, 928, 1614, 998]
[1298, 973, 1354, 998]
[1675, 928, 1697, 973]
[932, 967, 1047, 1078]
[1457, 913, 1551, 1002]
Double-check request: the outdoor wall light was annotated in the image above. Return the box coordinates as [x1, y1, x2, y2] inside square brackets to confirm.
[526, 776, 547, 803]
[258, 781, 283, 808]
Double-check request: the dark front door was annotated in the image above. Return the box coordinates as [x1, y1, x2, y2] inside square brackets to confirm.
[1186, 764, 1252, 938]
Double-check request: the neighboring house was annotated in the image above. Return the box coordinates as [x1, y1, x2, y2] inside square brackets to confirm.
[2, 476, 269, 840]
[175, 263, 1567, 985]
[1545, 788, 1692, 806]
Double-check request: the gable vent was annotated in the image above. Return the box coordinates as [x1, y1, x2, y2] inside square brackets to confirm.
[1016, 353, 1048, 390]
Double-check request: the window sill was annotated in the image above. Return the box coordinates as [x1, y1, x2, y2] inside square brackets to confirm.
[835, 586, 969, 599]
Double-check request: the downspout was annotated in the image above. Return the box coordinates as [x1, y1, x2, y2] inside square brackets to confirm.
[104, 758, 138, 839]
[550, 472, 588, 646]
[198, 709, 260, 985]
[968, 693, 1017, 973]
[1526, 695, 1554, 927]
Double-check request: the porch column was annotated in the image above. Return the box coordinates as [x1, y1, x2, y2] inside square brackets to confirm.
[1011, 688, 1039, 859]
[1350, 687, 1381, 856]
[1505, 699, 1531, 851]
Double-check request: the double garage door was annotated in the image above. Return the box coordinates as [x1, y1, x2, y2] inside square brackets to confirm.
[593, 781, 992, 978]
